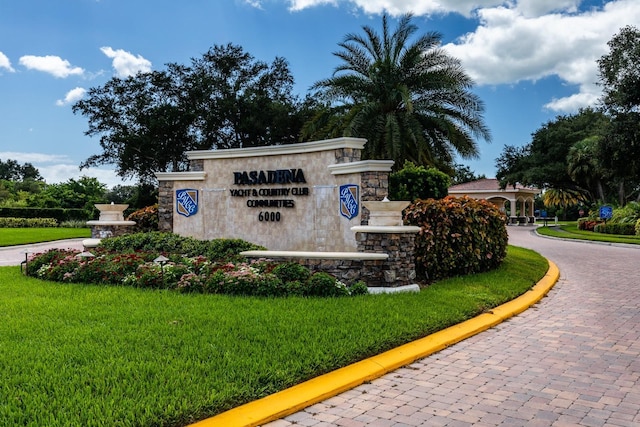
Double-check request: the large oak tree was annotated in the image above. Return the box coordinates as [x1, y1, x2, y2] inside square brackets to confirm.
[73, 44, 317, 183]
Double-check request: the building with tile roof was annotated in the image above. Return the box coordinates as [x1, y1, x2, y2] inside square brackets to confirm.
[448, 178, 541, 224]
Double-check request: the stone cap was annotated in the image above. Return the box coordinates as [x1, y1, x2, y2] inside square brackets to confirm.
[240, 250, 389, 260]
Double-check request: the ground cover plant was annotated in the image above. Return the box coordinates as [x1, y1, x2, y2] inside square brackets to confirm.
[0, 245, 547, 427]
[0, 227, 90, 247]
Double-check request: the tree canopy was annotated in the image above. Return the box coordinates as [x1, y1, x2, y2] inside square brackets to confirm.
[0, 158, 42, 181]
[597, 25, 640, 204]
[73, 44, 318, 183]
[302, 13, 490, 172]
[496, 108, 609, 192]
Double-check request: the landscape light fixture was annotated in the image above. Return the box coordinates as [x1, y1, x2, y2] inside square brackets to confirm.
[154, 255, 170, 285]
[76, 251, 96, 259]
[21, 249, 32, 276]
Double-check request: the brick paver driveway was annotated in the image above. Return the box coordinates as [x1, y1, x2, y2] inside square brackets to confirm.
[266, 226, 640, 426]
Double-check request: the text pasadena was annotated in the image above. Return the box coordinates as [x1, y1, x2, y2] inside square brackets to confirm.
[233, 169, 306, 186]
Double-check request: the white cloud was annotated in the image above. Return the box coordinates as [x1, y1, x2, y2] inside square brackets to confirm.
[515, 0, 580, 17]
[0, 152, 70, 164]
[285, 0, 505, 16]
[37, 164, 128, 188]
[100, 47, 152, 77]
[0, 51, 15, 72]
[544, 89, 601, 112]
[18, 55, 84, 78]
[243, 0, 265, 8]
[0, 152, 129, 187]
[0, 152, 127, 187]
[443, 0, 640, 112]
[56, 87, 87, 106]
[284, 0, 578, 17]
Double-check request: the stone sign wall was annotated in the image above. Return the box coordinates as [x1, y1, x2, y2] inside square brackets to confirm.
[156, 138, 393, 252]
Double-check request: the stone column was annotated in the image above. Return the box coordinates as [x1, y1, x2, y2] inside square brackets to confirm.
[353, 228, 420, 287]
[158, 180, 174, 232]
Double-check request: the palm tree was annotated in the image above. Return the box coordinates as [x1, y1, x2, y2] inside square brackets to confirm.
[543, 188, 588, 220]
[566, 136, 607, 203]
[303, 13, 491, 171]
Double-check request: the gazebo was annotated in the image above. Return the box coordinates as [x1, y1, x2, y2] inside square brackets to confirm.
[448, 178, 541, 225]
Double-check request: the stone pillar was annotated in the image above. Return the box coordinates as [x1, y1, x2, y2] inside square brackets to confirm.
[354, 230, 419, 287]
[360, 171, 390, 225]
[158, 180, 174, 232]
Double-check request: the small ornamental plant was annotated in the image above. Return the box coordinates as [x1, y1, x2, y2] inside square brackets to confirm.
[26, 233, 370, 298]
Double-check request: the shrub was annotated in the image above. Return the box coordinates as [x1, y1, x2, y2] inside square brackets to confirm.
[59, 219, 88, 228]
[126, 204, 159, 232]
[404, 196, 508, 282]
[578, 218, 602, 231]
[0, 217, 58, 228]
[389, 161, 451, 202]
[348, 281, 369, 296]
[636, 218, 640, 236]
[0, 207, 88, 222]
[611, 201, 640, 224]
[306, 272, 350, 297]
[98, 232, 264, 261]
[272, 262, 311, 284]
[593, 222, 636, 235]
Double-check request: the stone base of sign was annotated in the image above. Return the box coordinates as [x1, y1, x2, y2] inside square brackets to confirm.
[86, 221, 136, 239]
[241, 226, 421, 289]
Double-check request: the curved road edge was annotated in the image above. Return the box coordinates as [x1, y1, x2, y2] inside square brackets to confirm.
[190, 260, 560, 427]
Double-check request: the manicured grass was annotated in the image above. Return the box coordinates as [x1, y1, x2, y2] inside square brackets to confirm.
[0, 246, 548, 427]
[0, 227, 91, 247]
[536, 222, 640, 245]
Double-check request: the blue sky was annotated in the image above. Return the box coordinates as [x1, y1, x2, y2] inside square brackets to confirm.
[1, 0, 639, 187]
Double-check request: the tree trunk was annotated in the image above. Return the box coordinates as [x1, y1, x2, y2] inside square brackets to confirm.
[596, 179, 606, 204]
[618, 180, 625, 207]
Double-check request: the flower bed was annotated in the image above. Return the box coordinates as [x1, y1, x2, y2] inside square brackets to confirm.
[26, 248, 368, 298]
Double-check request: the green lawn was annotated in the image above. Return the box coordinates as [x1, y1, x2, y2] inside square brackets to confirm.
[0, 227, 91, 247]
[536, 221, 640, 245]
[0, 246, 547, 427]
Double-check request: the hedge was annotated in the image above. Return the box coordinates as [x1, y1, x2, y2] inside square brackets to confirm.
[0, 217, 58, 228]
[0, 207, 89, 222]
[404, 196, 508, 282]
[593, 222, 636, 236]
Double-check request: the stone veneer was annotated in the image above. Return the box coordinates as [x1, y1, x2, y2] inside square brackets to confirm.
[156, 138, 395, 252]
[252, 229, 418, 288]
[354, 230, 417, 287]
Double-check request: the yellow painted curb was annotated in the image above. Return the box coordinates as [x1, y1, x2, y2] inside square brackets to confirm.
[190, 261, 560, 427]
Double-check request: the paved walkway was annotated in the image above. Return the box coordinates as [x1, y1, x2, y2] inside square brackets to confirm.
[264, 226, 640, 427]
[0, 239, 85, 266]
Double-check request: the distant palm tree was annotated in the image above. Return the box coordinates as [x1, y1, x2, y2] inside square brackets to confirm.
[303, 13, 491, 171]
[543, 188, 587, 220]
[567, 136, 607, 203]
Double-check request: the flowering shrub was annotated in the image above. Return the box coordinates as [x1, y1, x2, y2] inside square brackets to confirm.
[126, 204, 159, 232]
[578, 218, 602, 231]
[26, 247, 368, 298]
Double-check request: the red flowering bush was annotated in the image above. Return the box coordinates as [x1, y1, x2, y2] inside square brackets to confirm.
[404, 196, 508, 282]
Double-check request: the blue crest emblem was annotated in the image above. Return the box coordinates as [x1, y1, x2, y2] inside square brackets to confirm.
[339, 184, 359, 220]
[176, 189, 198, 217]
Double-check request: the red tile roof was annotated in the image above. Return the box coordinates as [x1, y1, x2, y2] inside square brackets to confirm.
[449, 178, 536, 192]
